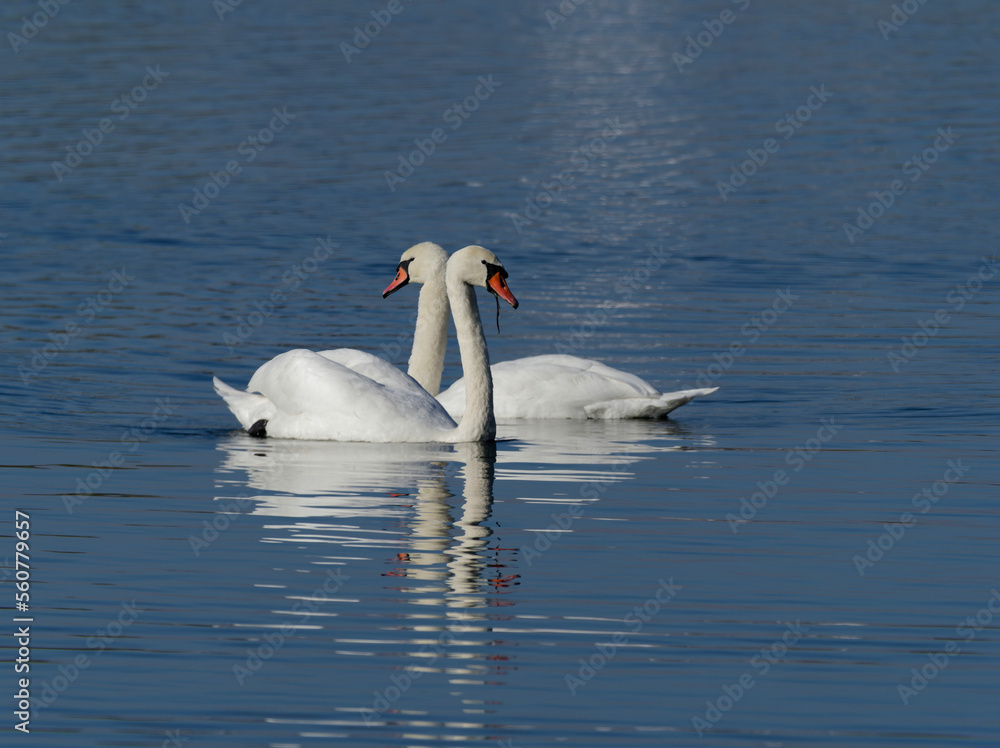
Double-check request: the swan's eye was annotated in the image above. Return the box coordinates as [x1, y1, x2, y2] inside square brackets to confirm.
[383, 259, 414, 299]
[483, 262, 507, 282]
[484, 262, 518, 310]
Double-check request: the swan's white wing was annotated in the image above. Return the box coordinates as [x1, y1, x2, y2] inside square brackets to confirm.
[316, 348, 428, 396]
[500, 355, 660, 396]
[244, 349, 455, 441]
[438, 354, 715, 420]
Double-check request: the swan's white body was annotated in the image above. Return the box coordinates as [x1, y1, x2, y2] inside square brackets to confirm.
[213, 348, 454, 441]
[436, 354, 714, 421]
[391, 243, 717, 421]
[213, 246, 516, 442]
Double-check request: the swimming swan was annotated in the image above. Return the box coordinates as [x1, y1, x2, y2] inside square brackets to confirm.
[212, 245, 518, 441]
[383, 242, 716, 420]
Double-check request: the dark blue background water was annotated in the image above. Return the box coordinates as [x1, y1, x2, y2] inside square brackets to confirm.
[2, 1, 998, 746]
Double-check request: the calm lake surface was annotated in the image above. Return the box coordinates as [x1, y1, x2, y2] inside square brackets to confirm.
[2, 1, 998, 746]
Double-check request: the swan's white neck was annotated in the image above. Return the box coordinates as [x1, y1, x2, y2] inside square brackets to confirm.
[446, 273, 495, 442]
[408, 273, 448, 396]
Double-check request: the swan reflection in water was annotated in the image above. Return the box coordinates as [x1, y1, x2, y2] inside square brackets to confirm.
[212, 421, 709, 733]
[213, 419, 709, 601]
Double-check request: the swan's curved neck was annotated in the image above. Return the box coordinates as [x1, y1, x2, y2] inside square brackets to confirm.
[447, 275, 495, 442]
[408, 274, 448, 396]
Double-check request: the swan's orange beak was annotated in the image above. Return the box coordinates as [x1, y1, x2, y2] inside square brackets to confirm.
[488, 270, 518, 309]
[382, 263, 410, 298]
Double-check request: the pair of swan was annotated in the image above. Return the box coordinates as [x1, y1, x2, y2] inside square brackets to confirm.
[214, 244, 716, 442]
[214, 245, 514, 442]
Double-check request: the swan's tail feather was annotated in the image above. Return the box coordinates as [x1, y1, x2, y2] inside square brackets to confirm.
[212, 376, 275, 431]
[247, 419, 268, 438]
[584, 387, 718, 420]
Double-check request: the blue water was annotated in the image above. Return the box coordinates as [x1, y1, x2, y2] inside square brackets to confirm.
[2, 1, 999, 746]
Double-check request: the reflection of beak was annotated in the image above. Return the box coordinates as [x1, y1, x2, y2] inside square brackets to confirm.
[488, 270, 518, 309]
[382, 265, 410, 298]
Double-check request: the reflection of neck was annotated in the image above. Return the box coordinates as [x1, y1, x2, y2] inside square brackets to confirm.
[407, 476, 453, 572]
[447, 442, 496, 600]
[398, 444, 496, 607]
[408, 274, 448, 396]
[447, 277, 495, 442]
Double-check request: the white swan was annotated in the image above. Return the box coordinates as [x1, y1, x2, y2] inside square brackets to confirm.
[383, 242, 717, 420]
[212, 245, 518, 442]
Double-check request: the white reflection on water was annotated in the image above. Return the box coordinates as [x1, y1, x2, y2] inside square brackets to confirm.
[211, 420, 707, 599]
[211, 422, 714, 738]
[213, 418, 708, 515]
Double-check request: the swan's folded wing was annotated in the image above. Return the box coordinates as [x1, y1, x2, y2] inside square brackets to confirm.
[438, 354, 709, 421]
[315, 348, 427, 396]
[503, 355, 660, 397]
[497, 355, 662, 419]
[248, 349, 454, 440]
